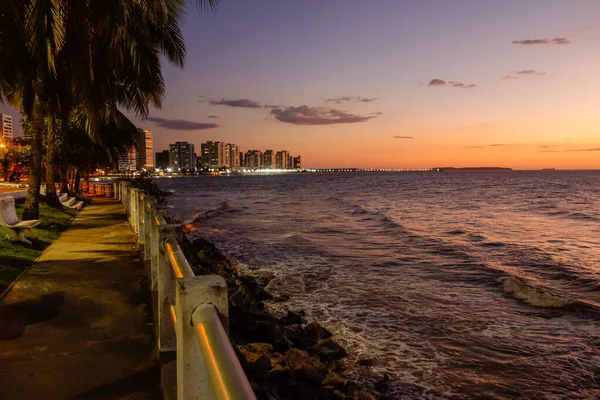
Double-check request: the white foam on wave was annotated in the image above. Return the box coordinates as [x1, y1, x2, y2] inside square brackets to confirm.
[503, 277, 572, 308]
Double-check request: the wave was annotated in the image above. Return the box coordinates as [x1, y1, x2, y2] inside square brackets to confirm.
[503, 276, 600, 317]
[503, 277, 572, 308]
[188, 201, 237, 223]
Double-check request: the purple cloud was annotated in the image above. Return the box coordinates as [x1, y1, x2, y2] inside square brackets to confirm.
[208, 98, 262, 108]
[450, 81, 477, 89]
[428, 79, 447, 86]
[392, 136, 414, 139]
[512, 38, 571, 45]
[323, 96, 377, 104]
[145, 117, 220, 130]
[270, 105, 381, 125]
[517, 69, 547, 76]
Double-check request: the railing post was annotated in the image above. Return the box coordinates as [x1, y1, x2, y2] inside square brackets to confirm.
[158, 228, 176, 353]
[143, 199, 152, 262]
[149, 200, 159, 292]
[130, 188, 138, 232]
[176, 276, 228, 400]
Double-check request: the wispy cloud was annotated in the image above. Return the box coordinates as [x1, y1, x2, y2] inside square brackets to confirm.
[517, 69, 547, 76]
[428, 79, 476, 88]
[206, 115, 219, 119]
[392, 136, 414, 139]
[323, 96, 377, 104]
[270, 105, 381, 125]
[467, 143, 512, 148]
[502, 69, 548, 80]
[450, 81, 477, 89]
[512, 38, 571, 45]
[541, 147, 600, 153]
[428, 79, 447, 86]
[145, 117, 220, 131]
[208, 98, 262, 108]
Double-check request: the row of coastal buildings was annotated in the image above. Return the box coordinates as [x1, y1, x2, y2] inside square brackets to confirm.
[117, 130, 301, 172]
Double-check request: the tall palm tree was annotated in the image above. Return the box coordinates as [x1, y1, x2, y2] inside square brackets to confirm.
[1, 0, 218, 219]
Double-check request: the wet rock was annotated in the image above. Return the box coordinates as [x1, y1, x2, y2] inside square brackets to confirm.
[283, 325, 306, 347]
[254, 271, 276, 286]
[352, 391, 376, 400]
[237, 343, 273, 378]
[268, 364, 289, 381]
[272, 294, 290, 303]
[321, 374, 347, 391]
[280, 310, 304, 326]
[333, 389, 347, 399]
[256, 321, 292, 351]
[303, 321, 333, 346]
[285, 348, 328, 384]
[357, 358, 375, 367]
[374, 373, 391, 394]
[312, 338, 347, 361]
[319, 385, 337, 400]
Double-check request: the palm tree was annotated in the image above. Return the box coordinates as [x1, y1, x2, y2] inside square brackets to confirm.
[1, 0, 218, 219]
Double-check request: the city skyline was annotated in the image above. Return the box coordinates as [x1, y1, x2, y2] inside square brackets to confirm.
[1, 1, 599, 169]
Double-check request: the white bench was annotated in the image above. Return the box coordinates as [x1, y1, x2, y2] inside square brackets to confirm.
[0, 196, 41, 243]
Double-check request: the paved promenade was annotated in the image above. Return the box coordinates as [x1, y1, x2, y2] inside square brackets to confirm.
[0, 198, 161, 399]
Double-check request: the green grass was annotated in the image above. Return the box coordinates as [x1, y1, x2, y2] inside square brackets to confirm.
[0, 200, 77, 295]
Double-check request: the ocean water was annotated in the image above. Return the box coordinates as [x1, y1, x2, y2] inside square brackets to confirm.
[158, 171, 600, 399]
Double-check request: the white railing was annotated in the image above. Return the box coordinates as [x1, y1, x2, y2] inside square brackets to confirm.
[117, 181, 256, 400]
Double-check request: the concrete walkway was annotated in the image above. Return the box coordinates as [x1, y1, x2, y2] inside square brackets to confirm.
[0, 198, 161, 399]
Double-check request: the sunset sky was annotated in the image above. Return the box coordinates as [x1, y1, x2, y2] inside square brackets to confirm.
[2, 0, 599, 169]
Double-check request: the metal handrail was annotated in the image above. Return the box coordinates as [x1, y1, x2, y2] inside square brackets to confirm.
[192, 304, 257, 400]
[121, 182, 255, 400]
[165, 237, 194, 279]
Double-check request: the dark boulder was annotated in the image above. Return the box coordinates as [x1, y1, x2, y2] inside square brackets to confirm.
[237, 343, 274, 379]
[280, 310, 304, 326]
[357, 358, 375, 367]
[303, 321, 333, 346]
[352, 392, 376, 400]
[272, 294, 290, 303]
[321, 375, 347, 391]
[312, 338, 347, 361]
[374, 374, 391, 394]
[285, 348, 328, 384]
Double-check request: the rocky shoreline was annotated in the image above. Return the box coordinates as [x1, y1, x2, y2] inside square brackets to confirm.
[180, 235, 391, 400]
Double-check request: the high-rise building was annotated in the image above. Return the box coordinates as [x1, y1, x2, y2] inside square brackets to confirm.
[201, 141, 224, 169]
[0, 114, 13, 141]
[293, 156, 302, 169]
[263, 150, 275, 169]
[201, 141, 240, 169]
[169, 141, 196, 170]
[136, 129, 154, 169]
[118, 146, 137, 172]
[276, 150, 290, 169]
[244, 150, 263, 168]
[229, 144, 240, 168]
[155, 150, 170, 169]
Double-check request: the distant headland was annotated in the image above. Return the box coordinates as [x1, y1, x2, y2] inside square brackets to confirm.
[432, 167, 513, 171]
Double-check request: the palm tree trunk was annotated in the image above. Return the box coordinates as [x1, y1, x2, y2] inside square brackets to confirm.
[60, 167, 68, 192]
[22, 76, 45, 220]
[44, 116, 62, 209]
[74, 167, 81, 193]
